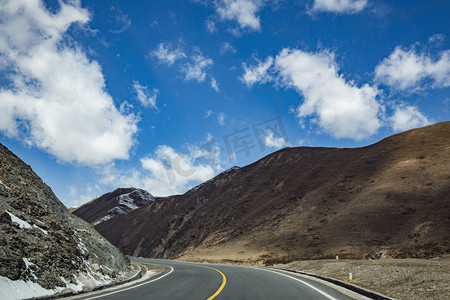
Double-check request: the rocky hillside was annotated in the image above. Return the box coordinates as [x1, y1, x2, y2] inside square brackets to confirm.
[72, 188, 155, 226]
[83, 122, 450, 265]
[0, 144, 133, 299]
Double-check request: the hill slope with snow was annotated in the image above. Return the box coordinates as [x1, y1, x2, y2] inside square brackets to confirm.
[0, 143, 133, 299]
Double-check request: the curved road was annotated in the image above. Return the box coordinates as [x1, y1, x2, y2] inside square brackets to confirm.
[77, 257, 366, 300]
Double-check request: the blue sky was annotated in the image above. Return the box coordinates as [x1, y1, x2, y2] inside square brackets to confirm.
[0, 0, 449, 207]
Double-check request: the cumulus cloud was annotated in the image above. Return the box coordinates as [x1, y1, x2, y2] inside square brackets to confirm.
[390, 105, 430, 132]
[151, 42, 186, 66]
[0, 0, 138, 165]
[215, 0, 264, 32]
[310, 0, 368, 14]
[241, 57, 274, 87]
[100, 145, 221, 196]
[264, 130, 288, 148]
[182, 50, 213, 82]
[243, 48, 382, 140]
[374, 46, 450, 91]
[133, 81, 158, 108]
[276, 49, 381, 140]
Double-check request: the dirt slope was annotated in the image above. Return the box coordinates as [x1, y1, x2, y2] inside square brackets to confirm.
[87, 122, 450, 264]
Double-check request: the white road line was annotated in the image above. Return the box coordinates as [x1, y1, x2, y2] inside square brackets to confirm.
[85, 266, 174, 300]
[260, 268, 338, 300]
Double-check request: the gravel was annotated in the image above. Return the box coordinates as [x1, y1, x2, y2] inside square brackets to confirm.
[277, 257, 450, 300]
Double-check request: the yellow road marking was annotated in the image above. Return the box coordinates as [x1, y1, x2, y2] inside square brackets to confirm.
[170, 262, 227, 299]
[200, 266, 227, 300]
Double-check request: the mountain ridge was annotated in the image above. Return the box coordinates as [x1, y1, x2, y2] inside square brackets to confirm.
[76, 122, 450, 264]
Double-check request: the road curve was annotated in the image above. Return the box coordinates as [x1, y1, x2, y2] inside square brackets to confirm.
[78, 257, 364, 300]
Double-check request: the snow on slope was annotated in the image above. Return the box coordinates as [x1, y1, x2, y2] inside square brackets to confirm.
[6, 210, 48, 235]
[0, 179, 9, 189]
[94, 189, 154, 225]
[0, 265, 134, 300]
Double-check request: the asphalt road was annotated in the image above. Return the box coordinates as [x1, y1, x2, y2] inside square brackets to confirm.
[78, 257, 363, 300]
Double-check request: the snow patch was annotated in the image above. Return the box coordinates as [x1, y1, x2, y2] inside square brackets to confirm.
[0, 238, 133, 299]
[23, 258, 38, 280]
[59, 276, 83, 292]
[5, 210, 48, 234]
[6, 210, 33, 229]
[0, 276, 58, 300]
[0, 179, 9, 189]
[118, 194, 139, 210]
[0, 266, 123, 300]
[74, 234, 88, 254]
[33, 224, 48, 235]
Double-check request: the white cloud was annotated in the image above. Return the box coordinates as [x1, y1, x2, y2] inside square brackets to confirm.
[205, 110, 214, 118]
[275, 49, 381, 140]
[215, 0, 264, 32]
[241, 57, 274, 87]
[151, 42, 186, 66]
[375, 46, 450, 91]
[68, 184, 102, 207]
[109, 6, 131, 34]
[219, 42, 237, 55]
[69, 186, 77, 197]
[218, 112, 226, 126]
[206, 19, 217, 33]
[390, 105, 430, 132]
[100, 145, 220, 196]
[264, 130, 288, 148]
[310, 0, 368, 14]
[151, 43, 214, 86]
[133, 81, 158, 108]
[182, 50, 213, 82]
[211, 77, 220, 92]
[428, 34, 445, 46]
[0, 0, 138, 165]
[243, 48, 382, 140]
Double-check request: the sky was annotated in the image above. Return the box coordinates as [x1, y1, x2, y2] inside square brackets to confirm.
[0, 0, 449, 208]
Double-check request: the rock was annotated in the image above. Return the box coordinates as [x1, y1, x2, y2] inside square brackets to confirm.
[91, 264, 101, 271]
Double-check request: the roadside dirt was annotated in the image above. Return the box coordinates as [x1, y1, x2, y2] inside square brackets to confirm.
[276, 257, 450, 300]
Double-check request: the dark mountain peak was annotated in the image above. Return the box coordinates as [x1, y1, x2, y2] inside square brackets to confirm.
[72, 187, 154, 225]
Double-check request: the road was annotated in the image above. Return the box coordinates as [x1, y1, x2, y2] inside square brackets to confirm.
[76, 257, 367, 300]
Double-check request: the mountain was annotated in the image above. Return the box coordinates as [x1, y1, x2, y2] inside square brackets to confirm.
[0, 144, 133, 299]
[72, 188, 155, 225]
[81, 122, 450, 265]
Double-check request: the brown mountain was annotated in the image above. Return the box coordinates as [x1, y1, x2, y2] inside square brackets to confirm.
[76, 122, 450, 264]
